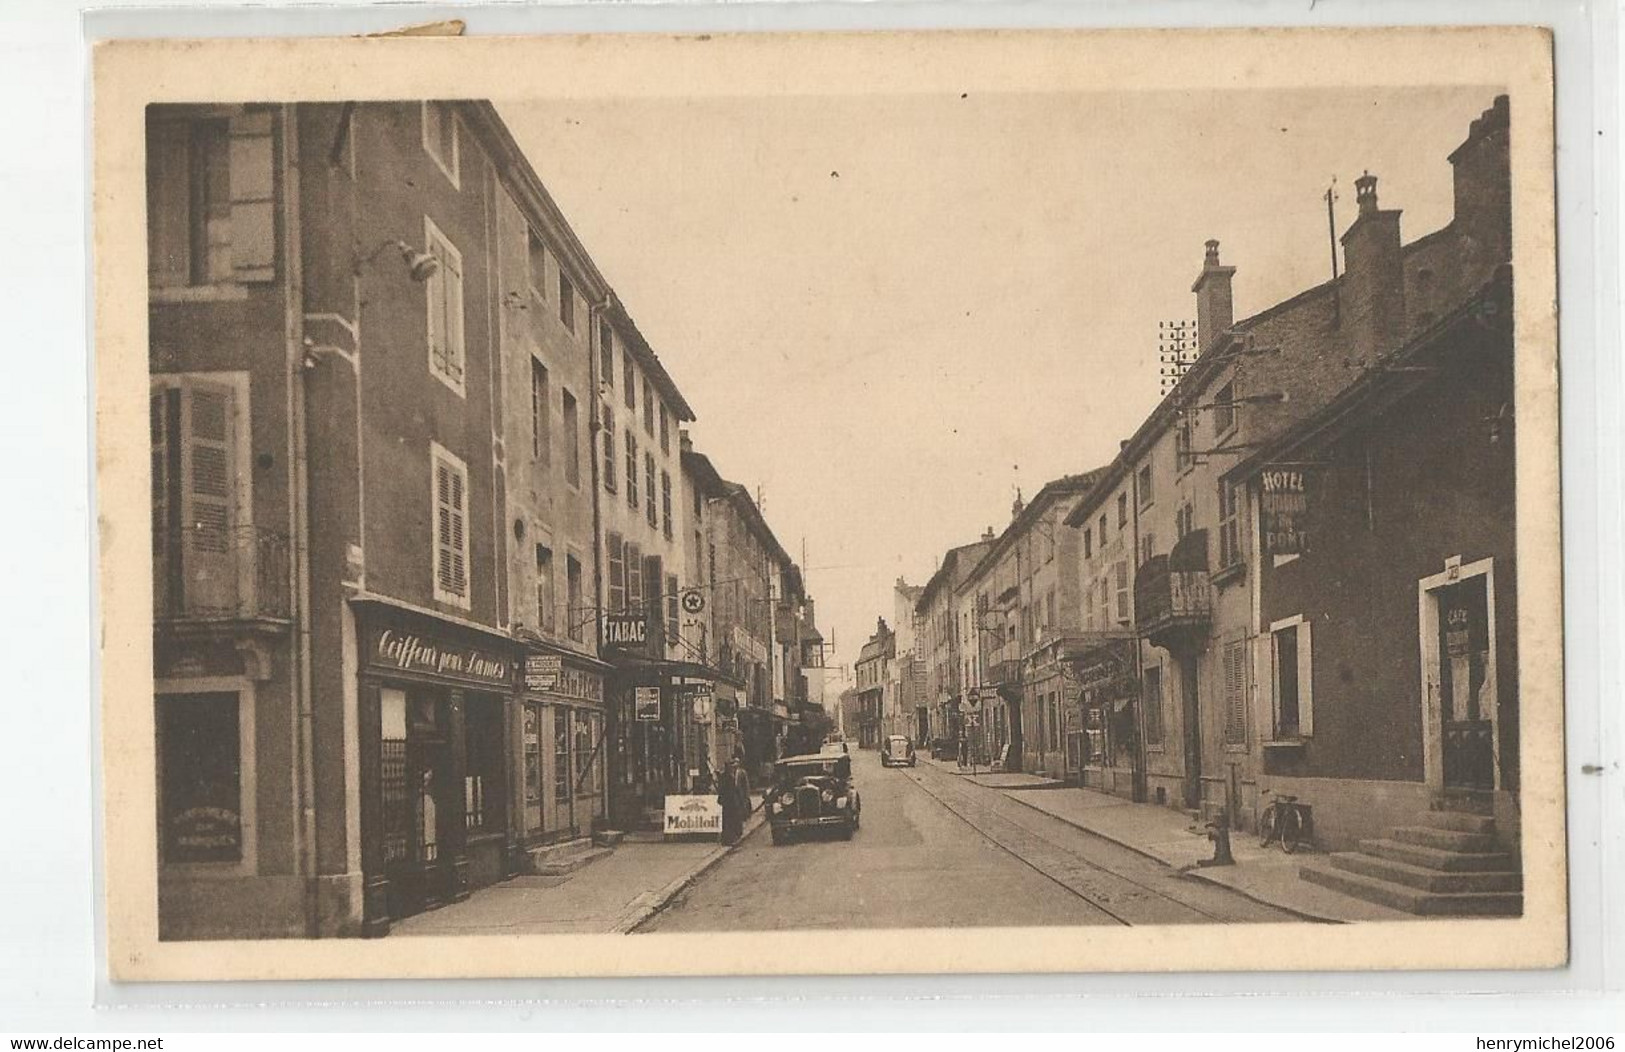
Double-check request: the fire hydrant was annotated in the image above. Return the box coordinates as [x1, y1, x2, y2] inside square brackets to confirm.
[1198, 807, 1236, 867]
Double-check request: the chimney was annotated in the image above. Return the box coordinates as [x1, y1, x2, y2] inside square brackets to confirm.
[1340, 171, 1406, 361]
[679, 428, 694, 454]
[1191, 239, 1236, 353]
[982, 526, 995, 541]
[1447, 94, 1511, 274]
[1011, 487, 1025, 521]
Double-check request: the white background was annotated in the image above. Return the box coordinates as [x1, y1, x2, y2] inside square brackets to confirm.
[2, 0, 1620, 1033]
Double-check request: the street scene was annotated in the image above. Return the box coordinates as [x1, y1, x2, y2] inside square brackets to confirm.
[139, 81, 1524, 943]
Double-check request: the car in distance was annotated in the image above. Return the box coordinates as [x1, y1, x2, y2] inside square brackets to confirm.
[767, 753, 860, 844]
[881, 734, 917, 768]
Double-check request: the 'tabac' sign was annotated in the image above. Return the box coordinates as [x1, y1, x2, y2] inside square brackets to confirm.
[603, 613, 648, 649]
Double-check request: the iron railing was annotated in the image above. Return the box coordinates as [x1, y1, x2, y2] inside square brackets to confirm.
[154, 523, 292, 621]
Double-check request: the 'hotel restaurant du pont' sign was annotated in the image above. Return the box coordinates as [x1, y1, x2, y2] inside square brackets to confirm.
[1260, 466, 1315, 556]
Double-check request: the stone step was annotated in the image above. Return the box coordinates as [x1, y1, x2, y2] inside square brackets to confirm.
[530, 846, 612, 877]
[1329, 851, 1522, 894]
[1360, 837, 1515, 872]
[1391, 824, 1499, 853]
[1420, 810, 1498, 835]
[1301, 863, 1522, 917]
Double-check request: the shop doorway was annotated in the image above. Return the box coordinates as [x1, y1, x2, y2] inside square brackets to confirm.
[378, 688, 452, 921]
[1419, 561, 1499, 793]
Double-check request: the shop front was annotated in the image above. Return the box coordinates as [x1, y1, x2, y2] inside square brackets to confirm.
[516, 646, 609, 864]
[354, 603, 517, 937]
[1070, 634, 1144, 801]
[605, 650, 729, 830]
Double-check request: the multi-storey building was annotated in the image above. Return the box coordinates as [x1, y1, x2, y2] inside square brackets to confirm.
[148, 100, 630, 938]
[853, 619, 894, 750]
[1063, 95, 1512, 838]
[954, 476, 1100, 775]
[915, 537, 993, 751]
[886, 578, 924, 742]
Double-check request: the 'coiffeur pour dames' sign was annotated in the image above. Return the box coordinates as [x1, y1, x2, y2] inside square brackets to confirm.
[367, 627, 513, 688]
[1260, 466, 1315, 556]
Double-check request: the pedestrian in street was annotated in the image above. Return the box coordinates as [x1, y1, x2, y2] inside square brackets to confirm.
[717, 750, 750, 845]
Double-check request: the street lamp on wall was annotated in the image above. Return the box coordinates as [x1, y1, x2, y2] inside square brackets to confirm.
[354, 237, 440, 283]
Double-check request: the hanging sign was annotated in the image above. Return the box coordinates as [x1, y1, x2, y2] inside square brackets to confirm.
[1260, 466, 1314, 556]
[688, 684, 715, 723]
[681, 589, 705, 614]
[604, 613, 648, 649]
[524, 654, 562, 692]
[635, 686, 662, 721]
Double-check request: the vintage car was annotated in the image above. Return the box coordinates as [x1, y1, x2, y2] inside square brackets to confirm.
[767, 753, 860, 844]
[819, 739, 850, 757]
[881, 734, 917, 768]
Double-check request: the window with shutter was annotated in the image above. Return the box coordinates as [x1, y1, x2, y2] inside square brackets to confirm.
[599, 321, 614, 386]
[623, 353, 636, 411]
[606, 531, 625, 612]
[227, 111, 275, 282]
[561, 389, 579, 487]
[1223, 639, 1247, 745]
[535, 544, 555, 634]
[424, 217, 465, 395]
[626, 433, 639, 508]
[1114, 560, 1130, 623]
[665, 573, 680, 645]
[661, 471, 673, 539]
[645, 453, 657, 528]
[181, 382, 236, 616]
[566, 554, 585, 642]
[431, 444, 470, 609]
[625, 542, 644, 614]
[645, 556, 663, 643]
[530, 357, 550, 463]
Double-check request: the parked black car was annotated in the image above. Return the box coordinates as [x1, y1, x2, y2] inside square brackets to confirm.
[767, 754, 861, 844]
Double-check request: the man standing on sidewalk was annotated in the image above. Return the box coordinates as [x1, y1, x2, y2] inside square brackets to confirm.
[718, 750, 751, 845]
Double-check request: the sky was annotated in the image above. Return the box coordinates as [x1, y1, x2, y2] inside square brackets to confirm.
[498, 85, 1499, 681]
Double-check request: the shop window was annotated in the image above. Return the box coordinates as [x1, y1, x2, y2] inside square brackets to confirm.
[645, 452, 658, 528]
[1271, 617, 1313, 738]
[523, 704, 542, 827]
[424, 216, 466, 395]
[602, 406, 617, 492]
[561, 389, 580, 488]
[464, 696, 505, 833]
[554, 708, 572, 803]
[157, 692, 243, 865]
[147, 110, 274, 288]
[1142, 665, 1165, 745]
[530, 357, 550, 463]
[380, 689, 409, 864]
[527, 227, 547, 300]
[1218, 479, 1243, 569]
[665, 572, 680, 644]
[606, 531, 625, 612]
[566, 554, 585, 642]
[535, 544, 555, 634]
[574, 709, 597, 795]
[626, 432, 639, 509]
[558, 272, 575, 332]
[431, 444, 470, 609]
[1223, 639, 1248, 745]
[422, 101, 460, 187]
[623, 352, 636, 411]
[661, 471, 673, 539]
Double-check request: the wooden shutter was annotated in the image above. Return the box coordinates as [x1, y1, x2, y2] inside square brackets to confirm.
[443, 242, 465, 383]
[228, 111, 276, 282]
[1223, 640, 1247, 745]
[181, 381, 236, 615]
[1297, 621, 1314, 737]
[606, 531, 625, 612]
[151, 388, 176, 615]
[626, 542, 643, 612]
[435, 455, 468, 600]
[147, 120, 191, 286]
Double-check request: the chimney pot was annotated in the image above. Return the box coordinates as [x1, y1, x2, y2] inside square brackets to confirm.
[1204, 239, 1221, 265]
[1355, 171, 1379, 216]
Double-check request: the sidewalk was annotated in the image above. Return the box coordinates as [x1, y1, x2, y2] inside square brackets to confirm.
[920, 755, 1065, 790]
[997, 783, 1417, 923]
[391, 807, 765, 937]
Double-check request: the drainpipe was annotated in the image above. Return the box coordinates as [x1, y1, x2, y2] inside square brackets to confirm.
[282, 104, 321, 937]
[1129, 460, 1148, 804]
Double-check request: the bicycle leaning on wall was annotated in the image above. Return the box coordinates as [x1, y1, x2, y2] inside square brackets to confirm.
[1257, 789, 1314, 854]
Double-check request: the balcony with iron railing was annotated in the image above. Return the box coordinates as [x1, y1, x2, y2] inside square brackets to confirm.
[1134, 529, 1212, 652]
[154, 524, 292, 629]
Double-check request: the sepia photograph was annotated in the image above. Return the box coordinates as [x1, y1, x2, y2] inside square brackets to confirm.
[93, 27, 1564, 980]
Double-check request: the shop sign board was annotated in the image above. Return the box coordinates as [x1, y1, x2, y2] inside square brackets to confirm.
[1261, 466, 1314, 556]
[524, 654, 562, 692]
[367, 626, 512, 688]
[635, 686, 662, 721]
[603, 613, 648, 649]
[688, 684, 715, 723]
[664, 794, 723, 838]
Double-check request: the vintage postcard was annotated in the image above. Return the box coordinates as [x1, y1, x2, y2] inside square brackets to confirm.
[94, 26, 1563, 981]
